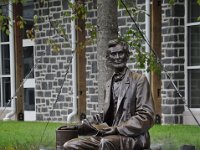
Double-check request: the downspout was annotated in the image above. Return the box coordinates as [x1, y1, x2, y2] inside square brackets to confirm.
[67, 0, 77, 123]
[145, 0, 150, 82]
[4, 1, 16, 120]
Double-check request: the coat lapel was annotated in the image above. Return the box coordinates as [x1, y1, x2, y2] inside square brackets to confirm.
[103, 79, 112, 114]
[115, 69, 130, 114]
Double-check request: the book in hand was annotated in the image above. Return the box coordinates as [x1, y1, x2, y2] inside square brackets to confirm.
[90, 123, 110, 136]
[91, 122, 109, 131]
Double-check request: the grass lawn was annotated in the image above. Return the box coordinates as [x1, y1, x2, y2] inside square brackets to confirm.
[149, 124, 200, 150]
[0, 121, 199, 150]
[0, 121, 65, 150]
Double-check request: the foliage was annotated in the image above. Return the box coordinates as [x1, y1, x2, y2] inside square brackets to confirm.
[0, 12, 10, 35]
[197, 0, 200, 5]
[117, 0, 161, 73]
[46, 38, 61, 53]
[16, 16, 26, 29]
[63, 1, 97, 45]
[0, 1, 26, 35]
[168, 0, 175, 6]
[67, 1, 87, 20]
[121, 28, 161, 74]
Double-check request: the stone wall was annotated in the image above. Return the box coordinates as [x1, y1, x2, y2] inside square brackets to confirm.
[161, 0, 185, 124]
[34, 0, 73, 121]
[85, 0, 98, 117]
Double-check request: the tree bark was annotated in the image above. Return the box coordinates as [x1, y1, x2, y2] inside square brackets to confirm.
[97, 0, 118, 111]
[14, 2, 24, 120]
[151, 0, 162, 117]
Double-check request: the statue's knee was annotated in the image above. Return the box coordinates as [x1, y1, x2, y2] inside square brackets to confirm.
[63, 140, 77, 149]
[100, 138, 110, 145]
[100, 138, 115, 149]
[63, 141, 70, 149]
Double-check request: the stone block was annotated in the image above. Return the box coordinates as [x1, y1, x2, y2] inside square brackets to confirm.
[162, 105, 171, 114]
[172, 105, 184, 114]
[180, 145, 196, 150]
[164, 115, 179, 124]
[36, 114, 43, 121]
[92, 61, 97, 73]
[172, 5, 184, 17]
[166, 49, 178, 57]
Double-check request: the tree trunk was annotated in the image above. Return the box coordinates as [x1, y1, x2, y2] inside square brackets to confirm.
[97, 0, 118, 111]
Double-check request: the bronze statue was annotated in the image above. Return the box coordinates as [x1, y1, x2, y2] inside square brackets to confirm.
[63, 39, 155, 150]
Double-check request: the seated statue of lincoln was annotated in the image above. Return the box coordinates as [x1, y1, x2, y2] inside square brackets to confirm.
[63, 38, 155, 150]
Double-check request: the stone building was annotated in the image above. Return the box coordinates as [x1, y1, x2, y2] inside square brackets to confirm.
[0, 0, 200, 125]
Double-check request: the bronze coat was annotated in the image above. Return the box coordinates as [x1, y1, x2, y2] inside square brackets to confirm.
[103, 68, 155, 148]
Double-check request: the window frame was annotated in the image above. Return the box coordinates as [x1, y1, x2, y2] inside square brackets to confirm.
[0, 29, 12, 108]
[185, 0, 200, 110]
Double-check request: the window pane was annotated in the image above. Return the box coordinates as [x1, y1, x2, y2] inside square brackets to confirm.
[188, 26, 200, 66]
[1, 45, 10, 74]
[2, 77, 11, 107]
[24, 88, 35, 110]
[188, 0, 200, 23]
[0, 5, 9, 41]
[23, 46, 34, 78]
[0, 31, 9, 42]
[23, 1, 34, 39]
[188, 69, 200, 108]
[0, 5, 8, 16]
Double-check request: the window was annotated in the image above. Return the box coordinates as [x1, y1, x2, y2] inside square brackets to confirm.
[24, 88, 35, 111]
[0, 4, 11, 107]
[23, 46, 34, 78]
[22, 1, 34, 39]
[22, 0, 36, 120]
[0, 1, 35, 110]
[186, 0, 200, 108]
[1, 45, 10, 75]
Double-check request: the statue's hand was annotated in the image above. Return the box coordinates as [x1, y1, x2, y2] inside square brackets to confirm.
[100, 127, 118, 136]
[92, 113, 104, 124]
[78, 119, 97, 135]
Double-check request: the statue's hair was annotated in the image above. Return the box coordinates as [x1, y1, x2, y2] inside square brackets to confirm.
[108, 39, 129, 52]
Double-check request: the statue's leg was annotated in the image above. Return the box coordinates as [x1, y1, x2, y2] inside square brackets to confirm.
[99, 136, 119, 150]
[99, 135, 142, 150]
[63, 136, 101, 150]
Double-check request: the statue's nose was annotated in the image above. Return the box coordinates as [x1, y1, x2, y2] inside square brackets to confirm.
[115, 53, 119, 58]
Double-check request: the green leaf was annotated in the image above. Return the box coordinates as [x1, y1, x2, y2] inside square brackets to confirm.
[197, 0, 200, 6]
[168, 0, 175, 5]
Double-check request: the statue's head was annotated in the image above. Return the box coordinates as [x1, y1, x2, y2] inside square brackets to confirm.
[106, 39, 130, 70]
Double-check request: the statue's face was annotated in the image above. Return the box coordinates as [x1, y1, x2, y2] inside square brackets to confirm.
[108, 44, 128, 70]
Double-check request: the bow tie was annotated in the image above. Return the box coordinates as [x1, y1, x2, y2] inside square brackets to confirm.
[113, 67, 127, 82]
[113, 72, 125, 82]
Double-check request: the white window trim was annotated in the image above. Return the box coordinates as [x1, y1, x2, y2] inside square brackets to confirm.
[0, 42, 10, 45]
[184, 0, 200, 125]
[184, 0, 188, 109]
[22, 38, 36, 121]
[23, 39, 34, 47]
[0, 30, 13, 109]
